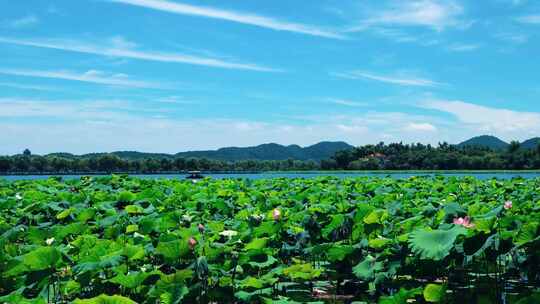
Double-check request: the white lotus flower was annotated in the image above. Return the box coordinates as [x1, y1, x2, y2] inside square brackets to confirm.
[45, 238, 55, 246]
[219, 230, 238, 237]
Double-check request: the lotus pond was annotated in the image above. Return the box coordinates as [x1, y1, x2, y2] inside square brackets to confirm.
[0, 175, 539, 303]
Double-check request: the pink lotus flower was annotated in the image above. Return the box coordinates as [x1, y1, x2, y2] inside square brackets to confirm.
[504, 201, 513, 210]
[188, 237, 197, 249]
[453, 216, 475, 228]
[198, 223, 205, 233]
[272, 208, 281, 221]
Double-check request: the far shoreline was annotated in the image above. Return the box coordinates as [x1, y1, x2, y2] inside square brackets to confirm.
[3, 169, 540, 177]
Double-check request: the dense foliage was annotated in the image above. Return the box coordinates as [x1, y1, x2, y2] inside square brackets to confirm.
[328, 141, 540, 170]
[1, 175, 539, 303]
[0, 154, 319, 174]
[3, 141, 540, 174]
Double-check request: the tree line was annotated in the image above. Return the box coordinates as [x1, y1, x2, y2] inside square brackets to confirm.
[0, 151, 319, 174]
[2, 141, 540, 174]
[325, 141, 540, 170]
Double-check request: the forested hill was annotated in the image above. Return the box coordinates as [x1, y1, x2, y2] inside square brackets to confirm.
[175, 141, 354, 161]
[47, 141, 354, 161]
[457, 135, 509, 150]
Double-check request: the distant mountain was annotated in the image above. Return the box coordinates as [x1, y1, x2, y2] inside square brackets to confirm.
[176, 141, 354, 161]
[43, 141, 354, 161]
[457, 135, 509, 150]
[521, 137, 540, 150]
[90, 151, 174, 160]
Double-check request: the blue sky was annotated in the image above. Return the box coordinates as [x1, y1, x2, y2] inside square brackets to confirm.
[1, 0, 539, 154]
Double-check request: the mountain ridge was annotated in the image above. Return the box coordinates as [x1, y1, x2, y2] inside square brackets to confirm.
[45, 141, 354, 161]
[35, 136, 540, 161]
[457, 135, 510, 150]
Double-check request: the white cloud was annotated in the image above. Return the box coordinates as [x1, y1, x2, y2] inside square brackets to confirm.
[336, 124, 369, 133]
[0, 97, 448, 154]
[516, 14, 540, 24]
[327, 98, 368, 107]
[421, 99, 540, 139]
[0, 36, 277, 72]
[0, 98, 142, 120]
[405, 122, 437, 132]
[0, 82, 59, 91]
[5, 15, 39, 29]
[0, 69, 169, 89]
[447, 43, 480, 52]
[495, 33, 528, 44]
[108, 0, 344, 39]
[350, 0, 468, 32]
[332, 71, 442, 87]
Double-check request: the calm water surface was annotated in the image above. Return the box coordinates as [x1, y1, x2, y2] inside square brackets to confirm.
[3, 172, 540, 181]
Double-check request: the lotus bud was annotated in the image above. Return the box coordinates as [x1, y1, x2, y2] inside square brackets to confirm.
[15, 193, 22, 200]
[188, 237, 197, 249]
[272, 208, 281, 221]
[453, 216, 474, 228]
[453, 217, 464, 225]
[45, 237, 55, 246]
[504, 201, 513, 210]
[198, 223, 205, 233]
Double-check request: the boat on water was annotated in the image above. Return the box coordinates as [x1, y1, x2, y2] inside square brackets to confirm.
[186, 171, 204, 179]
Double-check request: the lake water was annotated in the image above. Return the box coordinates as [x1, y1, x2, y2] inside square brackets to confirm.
[2, 172, 540, 181]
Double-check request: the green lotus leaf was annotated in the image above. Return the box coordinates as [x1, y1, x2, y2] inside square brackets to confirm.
[158, 287, 189, 304]
[240, 276, 265, 289]
[235, 288, 272, 301]
[56, 207, 74, 220]
[364, 209, 388, 225]
[321, 214, 345, 237]
[125, 224, 138, 233]
[121, 244, 145, 261]
[327, 245, 354, 261]
[248, 255, 278, 269]
[73, 255, 124, 274]
[109, 271, 160, 289]
[73, 294, 137, 304]
[282, 263, 322, 280]
[423, 283, 446, 302]
[117, 191, 136, 203]
[515, 221, 539, 245]
[124, 205, 144, 215]
[245, 237, 268, 251]
[0, 293, 47, 304]
[379, 287, 422, 304]
[22, 246, 61, 271]
[408, 226, 467, 260]
[369, 237, 392, 249]
[156, 239, 190, 260]
[353, 255, 383, 281]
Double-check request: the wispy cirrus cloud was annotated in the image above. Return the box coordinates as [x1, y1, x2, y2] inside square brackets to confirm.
[332, 71, 442, 87]
[447, 43, 481, 52]
[494, 33, 528, 44]
[0, 98, 139, 120]
[348, 0, 469, 32]
[516, 14, 540, 24]
[327, 98, 368, 107]
[0, 36, 277, 72]
[4, 15, 39, 29]
[0, 82, 59, 92]
[0, 69, 168, 89]
[107, 0, 345, 39]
